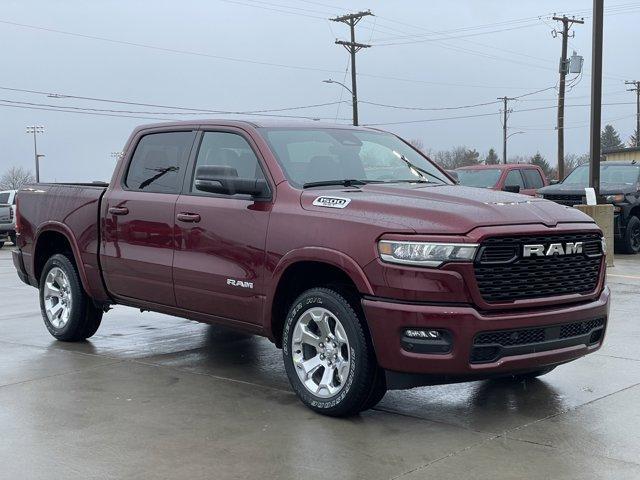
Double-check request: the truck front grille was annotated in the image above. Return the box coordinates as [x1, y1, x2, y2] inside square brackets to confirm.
[470, 318, 606, 364]
[542, 194, 583, 206]
[474, 233, 603, 303]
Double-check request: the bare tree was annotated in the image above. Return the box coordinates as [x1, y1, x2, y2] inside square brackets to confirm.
[564, 153, 589, 174]
[0, 166, 35, 190]
[409, 138, 425, 152]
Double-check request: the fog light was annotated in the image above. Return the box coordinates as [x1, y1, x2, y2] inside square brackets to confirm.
[405, 329, 441, 339]
[401, 329, 452, 354]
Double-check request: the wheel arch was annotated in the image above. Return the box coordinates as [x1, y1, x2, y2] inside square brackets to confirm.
[266, 248, 374, 347]
[33, 223, 90, 293]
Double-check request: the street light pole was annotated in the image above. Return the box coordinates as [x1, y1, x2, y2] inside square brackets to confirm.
[26, 125, 45, 182]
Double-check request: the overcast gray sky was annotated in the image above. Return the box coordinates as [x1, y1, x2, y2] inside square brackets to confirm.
[1, 0, 639, 182]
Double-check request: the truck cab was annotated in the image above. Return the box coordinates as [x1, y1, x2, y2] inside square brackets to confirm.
[456, 164, 548, 196]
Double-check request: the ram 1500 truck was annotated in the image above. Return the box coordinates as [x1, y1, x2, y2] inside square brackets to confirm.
[13, 120, 610, 416]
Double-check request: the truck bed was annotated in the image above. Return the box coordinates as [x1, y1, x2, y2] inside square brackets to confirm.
[17, 183, 110, 302]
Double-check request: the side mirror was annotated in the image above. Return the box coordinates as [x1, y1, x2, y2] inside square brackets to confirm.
[503, 185, 521, 193]
[195, 165, 269, 198]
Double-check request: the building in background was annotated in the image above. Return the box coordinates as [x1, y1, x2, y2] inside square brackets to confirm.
[603, 146, 640, 162]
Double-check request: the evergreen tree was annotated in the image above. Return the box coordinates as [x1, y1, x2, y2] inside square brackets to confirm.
[600, 124, 624, 151]
[530, 152, 552, 178]
[462, 148, 480, 166]
[629, 128, 639, 148]
[484, 148, 500, 165]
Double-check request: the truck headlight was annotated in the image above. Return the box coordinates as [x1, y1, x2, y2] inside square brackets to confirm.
[378, 240, 478, 267]
[604, 194, 625, 203]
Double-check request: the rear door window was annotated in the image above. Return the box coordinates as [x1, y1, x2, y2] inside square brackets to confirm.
[125, 131, 195, 193]
[522, 169, 544, 189]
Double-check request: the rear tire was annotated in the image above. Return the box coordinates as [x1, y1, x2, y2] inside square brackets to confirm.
[39, 254, 103, 341]
[282, 287, 378, 417]
[621, 215, 640, 254]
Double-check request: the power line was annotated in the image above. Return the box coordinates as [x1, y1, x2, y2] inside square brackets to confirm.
[0, 19, 343, 75]
[360, 99, 501, 111]
[0, 83, 560, 118]
[363, 101, 637, 126]
[0, 85, 349, 115]
[0, 98, 352, 120]
[0, 18, 567, 91]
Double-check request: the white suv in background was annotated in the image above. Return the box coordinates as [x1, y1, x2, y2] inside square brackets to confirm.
[0, 190, 17, 248]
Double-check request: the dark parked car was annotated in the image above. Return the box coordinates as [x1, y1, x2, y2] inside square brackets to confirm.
[13, 120, 609, 416]
[537, 161, 640, 254]
[456, 164, 548, 196]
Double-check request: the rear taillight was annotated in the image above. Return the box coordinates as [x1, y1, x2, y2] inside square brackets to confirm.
[14, 199, 20, 236]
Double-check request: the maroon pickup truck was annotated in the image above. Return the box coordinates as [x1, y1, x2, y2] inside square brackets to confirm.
[13, 120, 610, 416]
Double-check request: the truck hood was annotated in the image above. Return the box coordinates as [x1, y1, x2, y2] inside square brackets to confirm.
[301, 184, 594, 235]
[538, 182, 639, 196]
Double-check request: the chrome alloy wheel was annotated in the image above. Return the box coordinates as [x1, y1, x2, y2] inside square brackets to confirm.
[43, 267, 73, 329]
[291, 307, 351, 398]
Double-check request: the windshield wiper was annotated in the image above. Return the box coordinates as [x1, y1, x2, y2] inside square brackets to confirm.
[303, 179, 382, 189]
[394, 152, 447, 184]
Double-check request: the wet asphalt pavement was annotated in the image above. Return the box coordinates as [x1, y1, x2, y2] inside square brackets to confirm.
[0, 247, 639, 480]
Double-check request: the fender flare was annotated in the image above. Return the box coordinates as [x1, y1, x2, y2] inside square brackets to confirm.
[263, 247, 374, 338]
[33, 222, 92, 294]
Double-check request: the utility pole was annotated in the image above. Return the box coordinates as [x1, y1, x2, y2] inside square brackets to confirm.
[589, 0, 604, 197]
[497, 96, 515, 164]
[330, 10, 372, 126]
[553, 15, 584, 180]
[26, 125, 45, 182]
[626, 80, 640, 147]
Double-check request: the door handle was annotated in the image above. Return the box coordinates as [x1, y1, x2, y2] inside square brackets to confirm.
[108, 206, 129, 216]
[177, 213, 201, 223]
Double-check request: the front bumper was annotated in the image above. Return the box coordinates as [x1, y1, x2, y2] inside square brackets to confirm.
[363, 286, 610, 386]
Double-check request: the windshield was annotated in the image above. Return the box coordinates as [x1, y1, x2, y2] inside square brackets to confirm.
[456, 169, 501, 188]
[564, 164, 640, 186]
[259, 128, 451, 188]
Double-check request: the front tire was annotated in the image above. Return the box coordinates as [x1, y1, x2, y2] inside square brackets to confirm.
[39, 254, 103, 341]
[282, 287, 378, 417]
[621, 215, 640, 254]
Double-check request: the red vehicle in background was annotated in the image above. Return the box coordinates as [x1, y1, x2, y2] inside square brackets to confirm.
[456, 164, 548, 196]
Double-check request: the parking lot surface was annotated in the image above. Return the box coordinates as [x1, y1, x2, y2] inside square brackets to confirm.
[0, 247, 639, 480]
